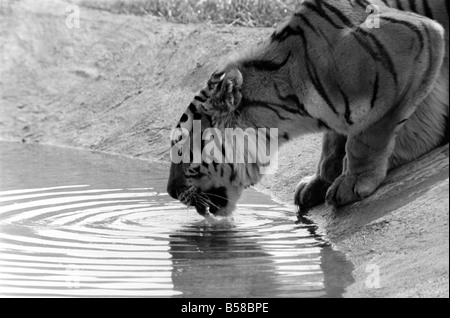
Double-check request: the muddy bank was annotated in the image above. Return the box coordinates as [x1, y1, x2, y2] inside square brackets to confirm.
[1, 0, 448, 297]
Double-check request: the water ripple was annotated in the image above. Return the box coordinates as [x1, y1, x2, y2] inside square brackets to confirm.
[0, 185, 327, 297]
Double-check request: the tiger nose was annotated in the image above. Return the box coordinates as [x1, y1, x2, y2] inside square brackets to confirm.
[167, 180, 180, 200]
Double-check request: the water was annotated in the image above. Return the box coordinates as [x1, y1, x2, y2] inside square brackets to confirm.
[0, 141, 353, 297]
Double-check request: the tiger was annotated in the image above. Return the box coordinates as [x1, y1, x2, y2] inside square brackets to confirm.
[167, 0, 449, 217]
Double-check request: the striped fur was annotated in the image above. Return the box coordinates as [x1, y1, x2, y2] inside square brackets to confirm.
[168, 0, 448, 215]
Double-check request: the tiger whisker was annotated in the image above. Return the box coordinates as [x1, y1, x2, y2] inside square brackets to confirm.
[203, 193, 229, 202]
[192, 193, 210, 206]
[195, 193, 221, 210]
[194, 195, 209, 207]
[194, 195, 214, 207]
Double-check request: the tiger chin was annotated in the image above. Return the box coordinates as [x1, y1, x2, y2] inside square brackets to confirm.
[167, 0, 449, 217]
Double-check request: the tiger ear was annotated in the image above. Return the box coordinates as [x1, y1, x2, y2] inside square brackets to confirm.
[215, 68, 243, 112]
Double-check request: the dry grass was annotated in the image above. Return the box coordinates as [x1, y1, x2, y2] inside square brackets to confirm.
[79, 0, 303, 27]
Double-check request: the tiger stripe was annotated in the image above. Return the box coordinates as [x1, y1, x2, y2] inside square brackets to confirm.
[338, 87, 354, 126]
[194, 95, 206, 103]
[294, 12, 320, 36]
[422, 25, 437, 94]
[408, 0, 418, 13]
[242, 98, 291, 121]
[290, 23, 339, 115]
[274, 83, 312, 118]
[379, 16, 425, 54]
[306, 61, 339, 115]
[371, 73, 380, 109]
[242, 51, 291, 71]
[395, 0, 404, 10]
[303, 1, 344, 30]
[318, 120, 331, 130]
[355, 0, 371, 8]
[383, 0, 449, 20]
[422, 1, 434, 19]
[188, 103, 197, 114]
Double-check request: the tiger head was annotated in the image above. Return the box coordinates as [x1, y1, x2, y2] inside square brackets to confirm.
[167, 68, 270, 217]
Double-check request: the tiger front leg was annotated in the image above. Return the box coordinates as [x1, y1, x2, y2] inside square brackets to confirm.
[321, 5, 446, 207]
[295, 131, 346, 213]
[325, 114, 398, 207]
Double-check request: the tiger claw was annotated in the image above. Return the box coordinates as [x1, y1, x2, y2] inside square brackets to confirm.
[294, 175, 330, 214]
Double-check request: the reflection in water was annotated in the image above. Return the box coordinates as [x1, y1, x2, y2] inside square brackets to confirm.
[0, 142, 353, 297]
[297, 216, 355, 297]
[170, 214, 354, 298]
[170, 229, 280, 298]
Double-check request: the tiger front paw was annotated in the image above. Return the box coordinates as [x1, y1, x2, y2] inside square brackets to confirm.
[294, 175, 331, 214]
[325, 172, 383, 207]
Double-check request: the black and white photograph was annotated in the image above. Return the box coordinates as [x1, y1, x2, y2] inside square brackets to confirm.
[0, 0, 448, 300]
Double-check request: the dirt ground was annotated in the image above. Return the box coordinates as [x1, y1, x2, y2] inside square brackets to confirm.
[1, 0, 448, 297]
